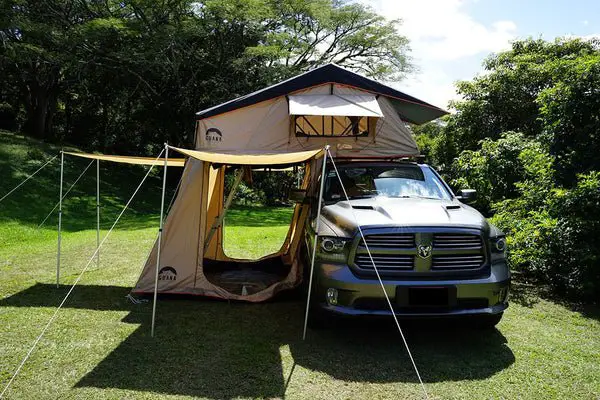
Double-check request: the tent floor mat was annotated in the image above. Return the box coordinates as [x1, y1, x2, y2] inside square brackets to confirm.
[203, 257, 291, 296]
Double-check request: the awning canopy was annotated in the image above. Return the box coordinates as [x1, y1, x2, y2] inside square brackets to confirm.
[288, 94, 383, 117]
[65, 152, 186, 167]
[169, 146, 323, 165]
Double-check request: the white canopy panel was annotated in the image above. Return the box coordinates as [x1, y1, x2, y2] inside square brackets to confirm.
[288, 94, 383, 117]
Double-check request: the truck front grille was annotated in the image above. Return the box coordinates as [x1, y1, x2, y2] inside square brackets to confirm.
[351, 230, 487, 276]
[433, 233, 482, 249]
[354, 254, 414, 270]
[360, 233, 414, 248]
[432, 254, 485, 270]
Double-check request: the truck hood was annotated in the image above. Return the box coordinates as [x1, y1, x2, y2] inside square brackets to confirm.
[318, 197, 488, 237]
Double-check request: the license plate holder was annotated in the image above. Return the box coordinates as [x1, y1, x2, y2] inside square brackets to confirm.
[396, 286, 457, 308]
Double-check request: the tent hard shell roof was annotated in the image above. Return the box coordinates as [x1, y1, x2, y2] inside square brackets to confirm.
[288, 94, 383, 117]
[195, 63, 447, 124]
[64, 152, 185, 167]
[169, 146, 323, 165]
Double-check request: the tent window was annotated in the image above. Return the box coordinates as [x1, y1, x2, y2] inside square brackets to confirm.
[294, 115, 370, 137]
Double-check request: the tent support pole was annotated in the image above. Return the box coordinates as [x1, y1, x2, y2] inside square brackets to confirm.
[203, 167, 244, 253]
[96, 159, 100, 267]
[302, 145, 329, 340]
[56, 151, 64, 288]
[151, 144, 168, 337]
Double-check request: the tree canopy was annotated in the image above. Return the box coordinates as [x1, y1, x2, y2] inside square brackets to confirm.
[416, 37, 600, 301]
[0, 0, 411, 152]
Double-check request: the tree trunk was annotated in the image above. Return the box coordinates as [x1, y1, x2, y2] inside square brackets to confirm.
[23, 84, 52, 140]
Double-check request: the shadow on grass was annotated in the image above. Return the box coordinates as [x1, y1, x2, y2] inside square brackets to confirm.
[509, 279, 600, 322]
[2, 283, 516, 399]
[507, 281, 541, 308]
[0, 283, 133, 311]
[0, 131, 180, 232]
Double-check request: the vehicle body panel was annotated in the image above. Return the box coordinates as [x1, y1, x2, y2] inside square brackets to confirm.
[305, 161, 510, 320]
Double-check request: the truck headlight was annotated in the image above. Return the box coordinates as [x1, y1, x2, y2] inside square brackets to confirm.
[316, 236, 350, 263]
[490, 236, 507, 262]
[490, 236, 506, 253]
[319, 237, 348, 253]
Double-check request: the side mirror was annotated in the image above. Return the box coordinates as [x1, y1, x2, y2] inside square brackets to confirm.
[456, 189, 477, 204]
[289, 188, 307, 203]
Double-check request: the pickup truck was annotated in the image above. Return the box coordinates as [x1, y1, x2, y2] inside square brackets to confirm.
[304, 160, 510, 328]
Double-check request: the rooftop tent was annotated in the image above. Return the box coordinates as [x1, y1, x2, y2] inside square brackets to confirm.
[196, 63, 446, 124]
[193, 64, 447, 158]
[287, 94, 383, 117]
[133, 64, 447, 301]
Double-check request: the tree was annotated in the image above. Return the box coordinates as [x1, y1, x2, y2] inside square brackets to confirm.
[0, 0, 413, 149]
[437, 38, 600, 166]
[451, 132, 549, 214]
[0, 0, 79, 139]
[431, 37, 600, 301]
[250, 0, 412, 80]
[538, 54, 600, 185]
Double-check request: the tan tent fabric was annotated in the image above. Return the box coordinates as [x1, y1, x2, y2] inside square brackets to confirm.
[168, 146, 324, 165]
[64, 152, 186, 167]
[196, 84, 419, 157]
[133, 155, 319, 301]
[288, 94, 383, 117]
[133, 73, 438, 302]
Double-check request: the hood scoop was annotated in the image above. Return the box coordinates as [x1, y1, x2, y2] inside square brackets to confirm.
[352, 205, 375, 210]
[445, 204, 461, 210]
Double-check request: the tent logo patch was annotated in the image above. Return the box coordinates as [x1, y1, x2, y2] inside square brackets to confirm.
[158, 266, 177, 281]
[205, 128, 222, 142]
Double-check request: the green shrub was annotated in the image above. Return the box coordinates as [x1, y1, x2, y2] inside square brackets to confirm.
[451, 132, 548, 214]
[546, 172, 600, 300]
[492, 171, 600, 301]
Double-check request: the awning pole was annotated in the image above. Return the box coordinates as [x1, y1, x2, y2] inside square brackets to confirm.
[56, 150, 64, 288]
[302, 145, 329, 340]
[96, 159, 100, 267]
[151, 144, 169, 337]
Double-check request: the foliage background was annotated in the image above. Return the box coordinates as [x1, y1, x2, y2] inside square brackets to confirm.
[415, 38, 600, 302]
[0, 0, 411, 153]
[1, 1, 599, 303]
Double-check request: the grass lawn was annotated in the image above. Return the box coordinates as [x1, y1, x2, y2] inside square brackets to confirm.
[1, 130, 599, 399]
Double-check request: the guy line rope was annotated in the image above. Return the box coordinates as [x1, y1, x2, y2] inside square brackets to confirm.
[0, 149, 165, 399]
[38, 159, 95, 228]
[326, 148, 430, 400]
[0, 154, 58, 203]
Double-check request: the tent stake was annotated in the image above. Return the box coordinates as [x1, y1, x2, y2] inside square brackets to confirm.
[151, 144, 169, 337]
[56, 151, 64, 288]
[96, 159, 100, 267]
[302, 145, 329, 340]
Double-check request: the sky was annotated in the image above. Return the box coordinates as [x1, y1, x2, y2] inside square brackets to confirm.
[366, 0, 600, 110]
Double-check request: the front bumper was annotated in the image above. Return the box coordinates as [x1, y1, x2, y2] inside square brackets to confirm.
[313, 261, 510, 317]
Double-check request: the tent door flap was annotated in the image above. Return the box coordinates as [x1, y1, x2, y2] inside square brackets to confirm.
[203, 167, 244, 252]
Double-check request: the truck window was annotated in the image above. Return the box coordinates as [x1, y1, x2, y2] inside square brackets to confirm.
[324, 164, 451, 201]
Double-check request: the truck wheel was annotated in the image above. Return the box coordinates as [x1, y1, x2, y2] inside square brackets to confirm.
[474, 312, 503, 329]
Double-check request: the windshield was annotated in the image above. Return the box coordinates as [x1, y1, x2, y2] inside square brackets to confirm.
[324, 164, 452, 201]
